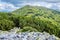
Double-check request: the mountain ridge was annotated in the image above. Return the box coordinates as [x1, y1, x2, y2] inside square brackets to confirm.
[12, 5, 60, 14]
[12, 5, 60, 37]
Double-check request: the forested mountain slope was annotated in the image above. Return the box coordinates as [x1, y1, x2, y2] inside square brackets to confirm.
[0, 5, 60, 38]
[12, 5, 60, 37]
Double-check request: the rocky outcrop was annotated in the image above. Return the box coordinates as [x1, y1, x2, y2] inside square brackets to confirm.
[0, 28, 59, 40]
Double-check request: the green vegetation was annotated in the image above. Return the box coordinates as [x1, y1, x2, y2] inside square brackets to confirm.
[17, 26, 38, 32]
[0, 19, 14, 31]
[0, 5, 60, 38]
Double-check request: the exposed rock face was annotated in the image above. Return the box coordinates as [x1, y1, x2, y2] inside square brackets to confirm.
[0, 28, 59, 40]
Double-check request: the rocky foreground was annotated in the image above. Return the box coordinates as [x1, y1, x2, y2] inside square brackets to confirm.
[0, 28, 60, 40]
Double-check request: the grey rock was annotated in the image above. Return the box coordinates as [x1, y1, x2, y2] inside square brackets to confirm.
[0, 28, 59, 40]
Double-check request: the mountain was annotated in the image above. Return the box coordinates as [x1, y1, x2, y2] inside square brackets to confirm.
[0, 5, 60, 38]
[12, 5, 60, 37]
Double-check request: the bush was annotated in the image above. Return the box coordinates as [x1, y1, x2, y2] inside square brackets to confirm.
[0, 19, 15, 31]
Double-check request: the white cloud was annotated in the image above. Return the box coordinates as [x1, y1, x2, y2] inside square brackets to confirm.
[0, 2, 19, 12]
[49, 3, 60, 10]
[26, 2, 60, 9]
[17, 2, 52, 8]
[56, 3, 60, 7]
[0, 0, 60, 12]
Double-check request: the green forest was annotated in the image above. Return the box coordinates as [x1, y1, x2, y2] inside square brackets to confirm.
[0, 5, 60, 38]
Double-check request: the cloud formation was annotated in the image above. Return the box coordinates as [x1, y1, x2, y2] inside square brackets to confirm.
[0, 1, 19, 12]
[0, 0, 60, 12]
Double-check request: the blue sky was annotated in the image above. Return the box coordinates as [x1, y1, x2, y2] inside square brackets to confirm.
[0, 0, 60, 12]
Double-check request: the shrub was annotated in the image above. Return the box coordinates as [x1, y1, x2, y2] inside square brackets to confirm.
[0, 19, 15, 31]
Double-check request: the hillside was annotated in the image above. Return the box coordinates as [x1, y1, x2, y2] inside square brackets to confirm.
[13, 5, 60, 23]
[12, 5, 60, 37]
[0, 5, 60, 38]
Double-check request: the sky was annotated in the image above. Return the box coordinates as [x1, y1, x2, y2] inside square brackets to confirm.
[0, 0, 60, 12]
